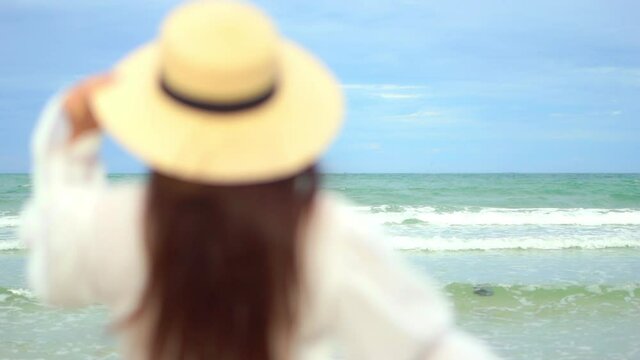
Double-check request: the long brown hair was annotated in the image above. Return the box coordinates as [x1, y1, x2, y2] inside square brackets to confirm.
[132, 165, 318, 359]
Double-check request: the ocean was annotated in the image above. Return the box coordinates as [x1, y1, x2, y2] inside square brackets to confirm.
[1, 173, 639, 359]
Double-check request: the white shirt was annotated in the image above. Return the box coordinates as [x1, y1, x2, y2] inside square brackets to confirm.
[19, 94, 499, 360]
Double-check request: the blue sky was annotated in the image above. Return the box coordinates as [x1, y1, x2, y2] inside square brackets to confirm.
[1, 0, 639, 173]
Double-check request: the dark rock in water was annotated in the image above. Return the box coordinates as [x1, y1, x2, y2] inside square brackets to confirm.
[473, 285, 494, 296]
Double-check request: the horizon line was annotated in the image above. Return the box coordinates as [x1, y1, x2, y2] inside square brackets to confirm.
[2, 172, 640, 175]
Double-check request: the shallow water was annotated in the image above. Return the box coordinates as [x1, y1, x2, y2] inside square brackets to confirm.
[1, 173, 639, 359]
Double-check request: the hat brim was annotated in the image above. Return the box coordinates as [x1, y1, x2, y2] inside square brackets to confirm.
[92, 40, 343, 184]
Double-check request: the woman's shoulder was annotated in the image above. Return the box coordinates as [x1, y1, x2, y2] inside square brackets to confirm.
[305, 191, 454, 352]
[99, 181, 147, 209]
[93, 181, 148, 243]
[306, 190, 409, 280]
[312, 190, 372, 229]
[310, 190, 391, 250]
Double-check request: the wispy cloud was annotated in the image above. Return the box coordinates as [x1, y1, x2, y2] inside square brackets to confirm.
[342, 83, 428, 100]
[383, 109, 467, 126]
[342, 84, 428, 91]
[350, 142, 382, 151]
[377, 93, 423, 99]
[576, 66, 640, 76]
[574, 66, 640, 87]
[550, 110, 627, 119]
[400, 110, 445, 118]
[541, 130, 638, 142]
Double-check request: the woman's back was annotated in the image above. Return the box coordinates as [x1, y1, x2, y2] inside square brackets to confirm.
[93, 183, 453, 359]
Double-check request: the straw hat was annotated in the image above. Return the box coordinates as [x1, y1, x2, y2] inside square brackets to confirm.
[93, 0, 343, 184]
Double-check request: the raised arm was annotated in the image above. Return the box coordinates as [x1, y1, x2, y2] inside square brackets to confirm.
[19, 76, 112, 307]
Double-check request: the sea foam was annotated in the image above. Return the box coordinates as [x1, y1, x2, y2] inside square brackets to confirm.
[0, 240, 24, 251]
[391, 235, 640, 251]
[0, 215, 19, 228]
[353, 206, 640, 226]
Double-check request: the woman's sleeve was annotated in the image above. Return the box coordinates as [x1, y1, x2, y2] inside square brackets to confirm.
[19, 92, 107, 307]
[334, 210, 499, 360]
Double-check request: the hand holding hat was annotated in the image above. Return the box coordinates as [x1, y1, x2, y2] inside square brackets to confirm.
[63, 74, 113, 143]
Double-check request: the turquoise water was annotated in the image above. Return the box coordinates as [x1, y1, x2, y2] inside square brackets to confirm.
[1, 173, 639, 359]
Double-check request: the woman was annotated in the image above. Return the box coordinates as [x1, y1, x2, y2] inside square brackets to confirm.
[20, 1, 498, 359]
